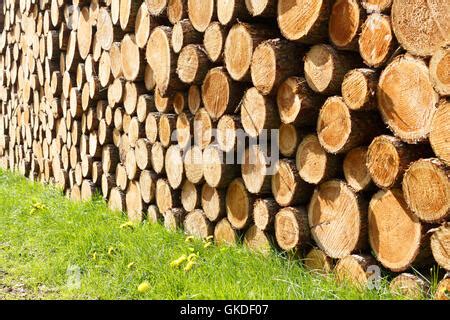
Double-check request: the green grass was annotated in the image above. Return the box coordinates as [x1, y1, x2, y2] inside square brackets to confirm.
[0, 169, 416, 300]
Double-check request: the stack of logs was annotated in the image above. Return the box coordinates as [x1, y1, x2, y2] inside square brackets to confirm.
[0, 0, 448, 299]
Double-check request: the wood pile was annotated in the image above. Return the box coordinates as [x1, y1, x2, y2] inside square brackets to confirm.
[0, 0, 448, 298]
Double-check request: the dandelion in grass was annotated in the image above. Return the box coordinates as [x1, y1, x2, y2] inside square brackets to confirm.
[127, 262, 135, 269]
[170, 254, 187, 268]
[184, 260, 197, 272]
[119, 221, 134, 229]
[138, 281, 151, 293]
[185, 236, 195, 243]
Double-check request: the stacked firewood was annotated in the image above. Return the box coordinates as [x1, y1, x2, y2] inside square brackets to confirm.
[0, 0, 448, 298]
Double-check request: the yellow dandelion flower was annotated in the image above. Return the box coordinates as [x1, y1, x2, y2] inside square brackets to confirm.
[119, 221, 134, 229]
[185, 236, 195, 243]
[108, 247, 115, 255]
[187, 253, 198, 262]
[127, 262, 135, 269]
[183, 260, 196, 272]
[137, 281, 151, 293]
[170, 254, 187, 268]
[203, 242, 212, 249]
[92, 252, 97, 260]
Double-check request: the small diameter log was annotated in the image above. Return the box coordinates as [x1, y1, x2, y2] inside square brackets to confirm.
[241, 145, 272, 195]
[148, 204, 163, 224]
[272, 159, 313, 207]
[429, 47, 450, 96]
[358, 13, 395, 68]
[156, 178, 181, 213]
[431, 223, 450, 271]
[151, 142, 166, 175]
[279, 123, 302, 158]
[296, 134, 340, 185]
[120, 0, 141, 32]
[158, 113, 177, 147]
[343, 147, 373, 192]
[145, 112, 162, 144]
[203, 22, 227, 63]
[342, 69, 378, 111]
[244, 225, 272, 255]
[430, 100, 450, 166]
[317, 96, 381, 154]
[164, 208, 186, 231]
[146, 26, 184, 96]
[224, 22, 277, 82]
[275, 207, 310, 252]
[139, 170, 157, 204]
[304, 248, 333, 273]
[97, 8, 114, 51]
[203, 144, 238, 189]
[109, 187, 126, 212]
[201, 184, 226, 222]
[277, 77, 324, 126]
[245, 0, 276, 17]
[335, 254, 378, 289]
[217, 0, 249, 25]
[176, 112, 192, 149]
[172, 19, 202, 54]
[435, 277, 450, 300]
[361, 0, 392, 12]
[177, 44, 210, 85]
[128, 116, 146, 147]
[308, 180, 368, 259]
[251, 39, 302, 96]
[184, 145, 204, 185]
[253, 198, 279, 231]
[368, 189, 431, 272]
[145, 64, 156, 91]
[217, 115, 242, 153]
[277, 0, 330, 43]
[135, 2, 157, 48]
[168, 0, 188, 24]
[137, 95, 157, 123]
[101, 173, 116, 198]
[241, 87, 280, 138]
[183, 209, 214, 238]
[146, 0, 168, 16]
[304, 44, 359, 95]
[402, 158, 450, 223]
[390, 273, 429, 300]
[181, 180, 201, 212]
[329, 0, 365, 51]
[367, 135, 428, 189]
[187, 0, 216, 32]
[391, 0, 449, 57]
[81, 180, 96, 201]
[193, 108, 213, 150]
[125, 149, 141, 181]
[226, 178, 254, 230]
[77, 7, 92, 60]
[126, 181, 145, 223]
[202, 67, 243, 121]
[377, 54, 438, 143]
[165, 145, 185, 189]
[188, 85, 202, 114]
[121, 34, 144, 81]
[214, 218, 238, 246]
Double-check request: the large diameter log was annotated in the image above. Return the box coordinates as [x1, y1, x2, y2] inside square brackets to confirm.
[201, 184, 226, 222]
[146, 26, 184, 96]
[304, 248, 333, 273]
[296, 134, 340, 185]
[272, 159, 313, 207]
[183, 209, 214, 238]
[241, 145, 272, 195]
[241, 87, 280, 138]
[274, 207, 310, 252]
[253, 198, 279, 231]
[429, 48, 450, 96]
[304, 44, 359, 95]
[276, 77, 324, 126]
[187, 0, 216, 32]
[402, 158, 450, 223]
[377, 55, 438, 143]
[430, 223, 450, 271]
[277, 0, 331, 43]
[341, 69, 378, 111]
[165, 144, 185, 189]
[177, 44, 210, 85]
[367, 135, 428, 189]
[244, 225, 272, 254]
[430, 100, 450, 166]
[203, 22, 227, 63]
[214, 218, 238, 246]
[358, 13, 395, 68]
[126, 181, 145, 223]
[328, 0, 365, 51]
[368, 189, 431, 272]
[224, 22, 277, 82]
[168, 0, 188, 24]
[250, 39, 302, 96]
[202, 67, 243, 121]
[343, 147, 373, 192]
[390, 273, 429, 300]
[121, 34, 144, 81]
[308, 180, 368, 259]
[391, 0, 449, 57]
[226, 178, 254, 230]
[317, 96, 381, 154]
[203, 144, 238, 189]
[335, 254, 378, 289]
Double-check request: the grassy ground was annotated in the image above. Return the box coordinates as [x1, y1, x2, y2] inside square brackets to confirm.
[0, 169, 420, 300]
